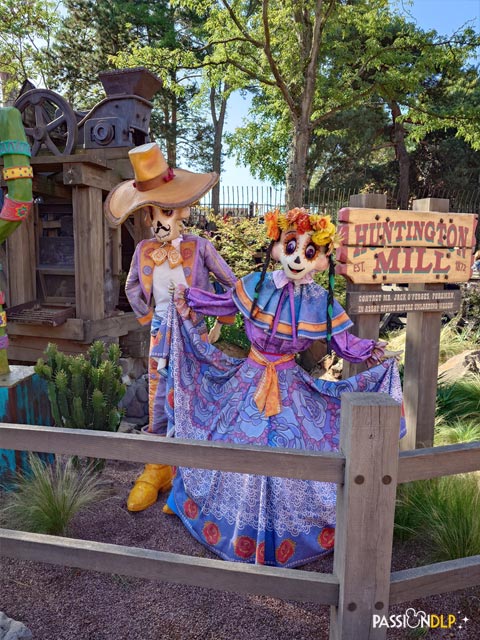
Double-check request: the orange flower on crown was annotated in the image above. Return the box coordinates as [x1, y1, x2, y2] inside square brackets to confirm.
[265, 209, 280, 240]
[286, 207, 307, 223]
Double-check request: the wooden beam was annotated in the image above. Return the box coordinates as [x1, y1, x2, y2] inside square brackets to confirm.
[0, 423, 346, 483]
[6, 201, 36, 305]
[401, 198, 451, 451]
[343, 194, 385, 378]
[398, 441, 480, 483]
[6, 318, 85, 341]
[390, 555, 480, 604]
[72, 185, 104, 321]
[0, 528, 339, 605]
[329, 393, 400, 640]
[64, 162, 120, 193]
[31, 174, 71, 200]
[7, 335, 89, 363]
[84, 312, 139, 342]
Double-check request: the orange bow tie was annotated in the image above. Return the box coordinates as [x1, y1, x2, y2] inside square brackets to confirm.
[151, 244, 183, 269]
[249, 346, 295, 417]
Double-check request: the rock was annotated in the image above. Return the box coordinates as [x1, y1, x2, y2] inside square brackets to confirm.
[117, 420, 138, 434]
[136, 384, 149, 404]
[126, 397, 147, 419]
[438, 349, 478, 383]
[0, 612, 32, 640]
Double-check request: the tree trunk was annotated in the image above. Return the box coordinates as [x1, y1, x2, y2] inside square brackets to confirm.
[285, 119, 311, 209]
[390, 101, 410, 210]
[210, 83, 229, 215]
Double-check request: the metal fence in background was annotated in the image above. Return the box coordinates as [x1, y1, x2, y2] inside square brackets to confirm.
[198, 185, 480, 219]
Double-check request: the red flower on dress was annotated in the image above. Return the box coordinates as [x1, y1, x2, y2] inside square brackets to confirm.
[203, 521, 221, 545]
[295, 213, 312, 234]
[233, 536, 256, 559]
[318, 527, 335, 550]
[167, 388, 175, 408]
[183, 498, 199, 520]
[256, 542, 265, 565]
[275, 539, 296, 564]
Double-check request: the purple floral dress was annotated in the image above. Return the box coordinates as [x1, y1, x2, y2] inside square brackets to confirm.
[164, 272, 405, 568]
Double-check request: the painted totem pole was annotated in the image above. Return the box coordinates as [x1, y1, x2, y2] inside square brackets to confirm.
[0, 107, 34, 374]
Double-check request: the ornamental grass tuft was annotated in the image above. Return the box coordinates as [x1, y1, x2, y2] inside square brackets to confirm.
[436, 374, 480, 423]
[1, 454, 108, 536]
[435, 417, 480, 445]
[395, 473, 480, 561]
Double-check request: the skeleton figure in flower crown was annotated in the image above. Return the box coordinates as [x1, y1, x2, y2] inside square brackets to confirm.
[161, 207, 406, 568]
[104, 143, 237, 512]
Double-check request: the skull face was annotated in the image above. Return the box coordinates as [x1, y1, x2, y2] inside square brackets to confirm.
[273, 229, 329, 280]
[146, 206, 190, 243]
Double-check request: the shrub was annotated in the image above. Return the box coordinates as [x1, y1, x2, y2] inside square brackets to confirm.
[1, 454, 108, 536]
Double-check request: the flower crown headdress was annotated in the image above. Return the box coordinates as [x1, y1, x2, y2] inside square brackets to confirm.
[264, 207, 342, 250]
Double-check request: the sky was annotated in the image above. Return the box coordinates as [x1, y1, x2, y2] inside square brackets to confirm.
[218, 0, 480, 190]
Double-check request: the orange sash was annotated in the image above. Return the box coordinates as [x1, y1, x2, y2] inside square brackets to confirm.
[249, 346, 295, 417]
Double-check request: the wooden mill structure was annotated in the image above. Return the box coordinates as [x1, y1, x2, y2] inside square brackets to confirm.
[0, 68, 160, 363]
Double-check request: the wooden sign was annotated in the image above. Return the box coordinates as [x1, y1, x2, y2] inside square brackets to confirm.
[338, 208, 477, 248]
[347, 289, 462, 314]
[336, 246, 473, 283]
[336, 208, 478, 284]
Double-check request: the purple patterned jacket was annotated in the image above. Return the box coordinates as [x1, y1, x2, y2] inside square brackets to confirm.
[125, 234, 237, 326]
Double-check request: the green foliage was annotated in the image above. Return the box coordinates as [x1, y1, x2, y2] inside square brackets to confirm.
[435, 417, 480, 446]
[189, 212, 270, 278]
[385, 323, 480, 367]
[436, 374, 480, 423]
[35, 341, 126, 432]
[1, 454, 108, 536]
[0, 0, 59, 96]
[220, 314, 250, 352]
[394, 474, 480, 561]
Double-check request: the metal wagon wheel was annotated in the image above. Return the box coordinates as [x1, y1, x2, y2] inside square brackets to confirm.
[14, 89, 78, 156]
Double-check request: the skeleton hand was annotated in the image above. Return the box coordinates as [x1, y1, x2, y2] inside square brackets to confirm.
[208, 320, 222, 344]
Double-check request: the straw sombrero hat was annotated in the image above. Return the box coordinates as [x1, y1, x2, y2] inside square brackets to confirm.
[104, 142, 219, 226]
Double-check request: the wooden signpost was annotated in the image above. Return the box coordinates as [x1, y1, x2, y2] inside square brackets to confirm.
[336, 209, 476, 284]
[336, 197, 478, 450]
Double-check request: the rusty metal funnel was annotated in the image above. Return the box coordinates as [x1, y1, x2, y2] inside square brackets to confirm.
[98, 67, 162, 100]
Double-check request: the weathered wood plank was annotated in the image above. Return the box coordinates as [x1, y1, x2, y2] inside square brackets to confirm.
[338, 208, 477, 248]
[84, 312, 140, 342]
[398, 441, 480, 483]
[64, 162, 121, 193]
[6, 202, 36, 306]
[402, 282, 443, 450]
[72, 185, 104, 321]
[0, 423, 346, 483]
[336, 246, 473, 284]
[343, 194, 384, 378]
[347, 289, 461, 315]
[329, 393, 401, 640]
[0, 528, 339, 605]
[390, 555, 480, 604]
[6, 317, 85, 340]
[7, 335, 89, 364]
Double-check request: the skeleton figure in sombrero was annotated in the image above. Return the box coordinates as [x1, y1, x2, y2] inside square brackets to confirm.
[161, 207, 406, 568]
[104, 142, 237, 512]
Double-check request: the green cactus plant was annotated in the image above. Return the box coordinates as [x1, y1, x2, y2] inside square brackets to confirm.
[35, 340, 126, 432]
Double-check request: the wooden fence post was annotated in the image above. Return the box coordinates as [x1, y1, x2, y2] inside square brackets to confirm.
[401, 198, 449, 450]
[329, 392, 400, 640]
[342, 194, 386, 378]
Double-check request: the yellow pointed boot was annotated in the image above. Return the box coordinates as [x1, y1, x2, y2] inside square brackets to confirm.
[127, 464, 173, 512]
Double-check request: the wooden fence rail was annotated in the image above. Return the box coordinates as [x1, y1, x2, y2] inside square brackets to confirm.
[1, 392, 480, 640]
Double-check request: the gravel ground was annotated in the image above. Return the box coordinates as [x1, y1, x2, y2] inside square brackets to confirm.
[1, 459, 479, 640]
